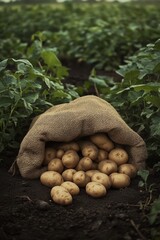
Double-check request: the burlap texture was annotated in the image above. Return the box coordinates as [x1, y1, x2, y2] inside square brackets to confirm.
[14, 95, 148, 179]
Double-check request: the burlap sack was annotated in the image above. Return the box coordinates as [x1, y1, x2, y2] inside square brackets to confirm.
[12, 95, 147, 179]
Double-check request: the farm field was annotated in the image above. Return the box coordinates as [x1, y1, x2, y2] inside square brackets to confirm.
[0, 1, 160, 240]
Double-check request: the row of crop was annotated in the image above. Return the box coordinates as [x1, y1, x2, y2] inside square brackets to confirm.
[87, 39, 160, 168]
[0, 2, 160, 69]
[0, 37, 160, 166]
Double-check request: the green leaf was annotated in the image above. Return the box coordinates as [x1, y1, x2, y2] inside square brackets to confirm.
[137, 169, 150, 183]
[89, 76, 108, 87]
[43, 76, 51, 88]
[41, 49, 62, 69]
[138, 180, 144, 188]
[24, 93, 39, 104]
[124, 70, 140, 82]
[150, 116, 160, 136]
[153, 63, 160, 73]
[149, 198, 160, 224]
[131, 83, 160, 93]
[0, 97, 12, 107]
[145, 95, 160, 108]
[0, 59, 8, 71]
[154, 39, 160, 50]
[11, 58, 33, 67]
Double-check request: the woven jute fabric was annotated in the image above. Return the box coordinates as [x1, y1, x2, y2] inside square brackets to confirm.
[12, 95, 147, 179]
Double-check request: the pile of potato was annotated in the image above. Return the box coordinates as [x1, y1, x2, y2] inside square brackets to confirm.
[40, 133, 137, 205]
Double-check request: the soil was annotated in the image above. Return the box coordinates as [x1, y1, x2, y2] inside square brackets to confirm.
[0, 61, 160, 240]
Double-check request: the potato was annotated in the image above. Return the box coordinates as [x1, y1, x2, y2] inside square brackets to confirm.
[76, 157, 93, 171]
[90, 133, 114, 152]
[62, 150, 79, 168]
[56, 142, 80, 152]
[51, 186, 72, 205]
[40, 171, 63, 188]
[84, 174, 91, 186]
[96, 149, 108, 163]
[98, 160, 118, 175]
[91, 172, 111, 189]
[56, 149, 65, 159]
[73, 171, 89, 187]
[86, 170, 100, 178]
[80, 141, 98, 160]
[61, 181, 80, 195]
[109, 173, 130, 188]
[108, 148, 128, 165]
[47, 158, 64, 173]
[118, 164, 137, 178]
[86, 182, 106, 198]
[43, 147, 57, 165]
[62, 169, 76, 181]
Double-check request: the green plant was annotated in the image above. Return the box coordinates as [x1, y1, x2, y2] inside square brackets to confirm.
[149, 197, 160, 240]
[88, 39, 160, 166]
[1, 3, 160, 69]
[149, 197, 160, 225]
[137, 169, 152, 191]
[0, 52, 79, 155]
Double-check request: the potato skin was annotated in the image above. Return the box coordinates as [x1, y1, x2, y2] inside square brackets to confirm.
[50, 186, 72, 205]
[43, 147, 57, 165]
[62, 150, 79, 168]
[47, 158, 64, 173]
[86, 182, 106, 198]
[86, 170, 100, 178]
[40, 171, 63, 188]
[56, 142, 80, 152]
[98, 160, 118, 175]
[76, 157, 93, 171]
[118, 164, 137, 178]
[61, 181, 80, 195]
[109, 173, 130, 188]
[90, 133, 114, 152]
[73, 171, 89, 187]
[56, 149, 65, 159]
[80, 141, 99, 160]
[108, 148, 128, 165]
[96, 149, 108, 162]
[91, 172, 111, 189]
[62, 169, 76, 181]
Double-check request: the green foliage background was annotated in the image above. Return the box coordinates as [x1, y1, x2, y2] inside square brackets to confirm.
[0, 2, 160, 167]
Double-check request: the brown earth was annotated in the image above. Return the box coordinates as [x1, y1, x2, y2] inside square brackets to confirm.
[0, 160, 160, 240]
[0, 61, 160, 240]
